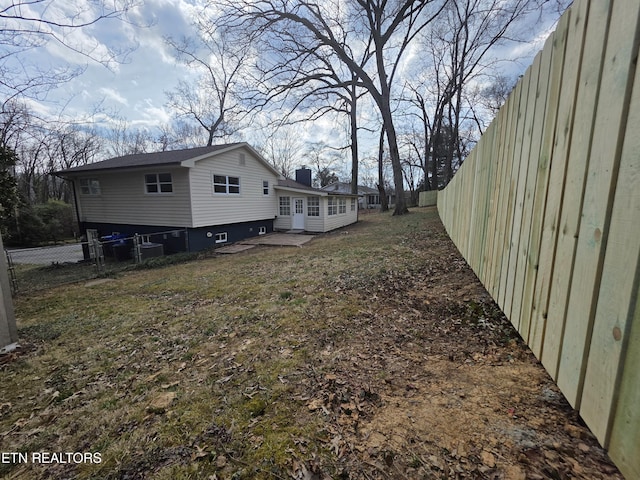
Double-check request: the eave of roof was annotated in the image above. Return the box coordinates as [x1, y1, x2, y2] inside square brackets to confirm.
[55, 142, 281, 178]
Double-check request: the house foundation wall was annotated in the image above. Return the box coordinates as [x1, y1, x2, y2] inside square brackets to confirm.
[80, 219, 275, 254]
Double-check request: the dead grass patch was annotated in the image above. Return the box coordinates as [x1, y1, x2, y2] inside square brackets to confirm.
[0, 208, 622, 479]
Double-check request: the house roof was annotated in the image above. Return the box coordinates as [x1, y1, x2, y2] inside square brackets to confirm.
[275, 178, 358, 196]
[56, 142, 280, 177]
[321, 181, 377, 195]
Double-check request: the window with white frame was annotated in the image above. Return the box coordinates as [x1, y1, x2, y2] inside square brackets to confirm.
[259, 226, 267, 235]
[328, 197, 337, 216]
[215, 232, 228, 243]
[338, 198, 347, 214]
[263, 180, 269, 195]
[307, 197, 319, 216]
[79, 178, 101, 195]
[213, 174, 240, 194]
[279, 196, 291, 216]
[351, 198, 356, 211]
[145, 173, 173, 193]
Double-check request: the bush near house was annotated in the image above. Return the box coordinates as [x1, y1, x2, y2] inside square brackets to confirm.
[3, 200, 75, 247]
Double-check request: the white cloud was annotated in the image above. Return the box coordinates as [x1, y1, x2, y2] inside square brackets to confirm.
[133, 99, 173, 126]
[98, 87, 129, 106]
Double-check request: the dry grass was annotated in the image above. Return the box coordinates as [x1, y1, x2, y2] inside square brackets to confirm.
[0, 208, 622, 479]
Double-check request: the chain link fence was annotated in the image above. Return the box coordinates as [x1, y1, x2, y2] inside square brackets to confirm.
[5, 229, 188, 295]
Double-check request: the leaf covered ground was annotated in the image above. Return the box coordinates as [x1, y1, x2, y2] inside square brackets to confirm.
[0, 208, 623, 479]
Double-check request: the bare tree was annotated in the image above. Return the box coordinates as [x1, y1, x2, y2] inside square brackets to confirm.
[1, 0, 140, 104]
[165, 20, 256, 146]
[253, 123, 304, 178]
[304, 141, 342, 187]
[403, 0, 567, 188]
[247, 20, 371, 195]
[215, 0, 451, 215]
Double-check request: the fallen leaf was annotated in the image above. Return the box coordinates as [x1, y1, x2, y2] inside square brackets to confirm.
[146, 391, 176, 414]
[481, 450, 495, 468]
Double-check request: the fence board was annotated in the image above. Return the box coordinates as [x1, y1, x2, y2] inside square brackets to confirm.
[543, 0, 611, 382]
[486, 102, 510, 297]
[608, 289, 640, 480]
[504, 63, 537, 323]
[537, 0, 589, 373]
[497, 79, 528, 311]
[526, 14, 569, 355]
[436, 0, 640, 477]
[578, 0, 640, 444]
[513, 46, 551, 338]
[556, 0, 636, 408]
[490, 92, 517, 302]
[480, 121, 502, 284]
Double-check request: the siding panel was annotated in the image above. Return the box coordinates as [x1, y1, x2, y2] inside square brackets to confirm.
[75, 168, 192, 227]
[189, 147, 280, 227]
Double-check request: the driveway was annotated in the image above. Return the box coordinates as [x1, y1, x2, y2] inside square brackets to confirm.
[7, 243, 85, 265]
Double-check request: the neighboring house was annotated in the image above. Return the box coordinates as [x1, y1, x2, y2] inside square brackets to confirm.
[321, 181, 393, 209]
[57, 143, 358, 253]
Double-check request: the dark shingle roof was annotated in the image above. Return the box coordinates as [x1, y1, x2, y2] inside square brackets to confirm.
[321, 181, 377, 195]
[57, 143, 244, 175]
[276, 178, 358, 196]
[276, 178, 322, 192]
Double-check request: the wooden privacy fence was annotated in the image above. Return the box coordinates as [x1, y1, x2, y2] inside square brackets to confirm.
[437, 0, 639, 478]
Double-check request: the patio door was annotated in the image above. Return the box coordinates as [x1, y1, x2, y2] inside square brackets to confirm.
[292, 198, 305, 230]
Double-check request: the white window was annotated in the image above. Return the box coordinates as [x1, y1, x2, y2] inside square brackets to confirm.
[279, 196, 290, 216]
[307, 197, 320, 216]
[259, 226, 267, 235]
[213, 174, 240, 194]
[328, 197, 337, 216]
[215, 232, 228, 243]
[145, 173, 173, 193]
[338, 198, 347, 214]
[79, 178, 101, 195]
[263, 181, 269, 195]
[351, 198, 356, 211]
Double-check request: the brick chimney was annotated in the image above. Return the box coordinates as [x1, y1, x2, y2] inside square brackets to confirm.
[295, 167, 312, 187]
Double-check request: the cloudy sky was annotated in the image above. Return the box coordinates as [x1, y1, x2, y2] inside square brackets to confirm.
[6, 0, 567, 156]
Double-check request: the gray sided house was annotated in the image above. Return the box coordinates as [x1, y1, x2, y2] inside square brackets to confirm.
[57, 143, 358, 253]
[321, 181, 393, 209]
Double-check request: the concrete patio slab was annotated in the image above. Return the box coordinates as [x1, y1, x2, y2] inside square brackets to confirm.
[239, 233, 315, 247]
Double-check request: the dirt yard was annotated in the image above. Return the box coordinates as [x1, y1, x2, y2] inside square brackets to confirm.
[0, 208, 623, 479]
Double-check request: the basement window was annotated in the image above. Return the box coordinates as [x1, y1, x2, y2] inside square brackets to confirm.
[259, 226, 267, 235]
[215, 232, 228, 244]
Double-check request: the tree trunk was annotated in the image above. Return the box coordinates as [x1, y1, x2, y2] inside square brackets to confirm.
[381, 108, 408, 215]
[377, 126, 389, 212]
[350, 78, 359, 196]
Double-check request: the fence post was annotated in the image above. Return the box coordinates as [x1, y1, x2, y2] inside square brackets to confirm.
[133, 234, 142, 264]
[93, 239, 105, 275]
[4, 248, 17, 296]
[0, 232, 18, 351]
